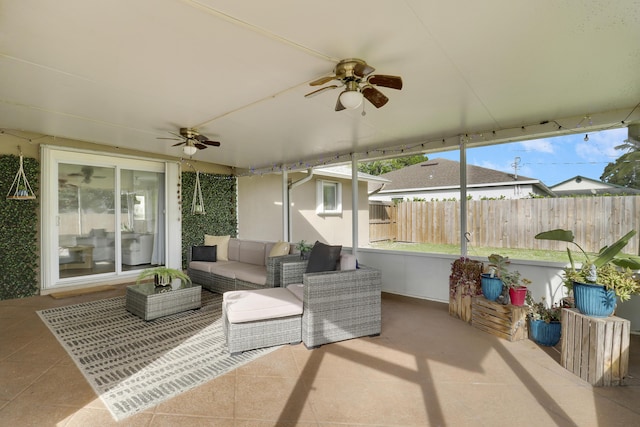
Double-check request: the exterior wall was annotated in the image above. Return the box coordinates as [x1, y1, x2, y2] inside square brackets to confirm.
[238, 172, 370, 247]
[552, 178, 614, 192]
[370, 183, 537, 202]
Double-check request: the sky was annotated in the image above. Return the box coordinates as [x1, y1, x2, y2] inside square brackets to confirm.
[432, 127, 629, 187]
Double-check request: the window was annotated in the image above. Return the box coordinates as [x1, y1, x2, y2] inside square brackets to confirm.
[316, 180, 342, 214]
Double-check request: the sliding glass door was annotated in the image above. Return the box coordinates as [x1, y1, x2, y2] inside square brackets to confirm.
[42, 147, 180, 290]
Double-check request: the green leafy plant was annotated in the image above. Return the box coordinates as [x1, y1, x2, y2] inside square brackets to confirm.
[526, 294, 562, 323]
[486, 254, 530, 288]
[534, 229, 640, 301]
[136, 267, 192, 286]
[296, 240, 314, 254]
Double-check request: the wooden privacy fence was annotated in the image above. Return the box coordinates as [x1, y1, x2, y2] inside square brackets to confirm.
[369, 196, 640, 254]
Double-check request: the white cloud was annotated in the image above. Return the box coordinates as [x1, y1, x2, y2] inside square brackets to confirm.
[576, 128, 627, 161]
[519, 138, 555, 154]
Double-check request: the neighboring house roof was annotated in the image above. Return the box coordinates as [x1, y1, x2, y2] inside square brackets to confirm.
[549, 175, 640, 196]
[314, 165, 390, 183]
[368, 158, 555, 196]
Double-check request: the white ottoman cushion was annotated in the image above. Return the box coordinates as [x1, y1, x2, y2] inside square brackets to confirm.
[286, 284, 304, 302]
[223, 288, 303, 323]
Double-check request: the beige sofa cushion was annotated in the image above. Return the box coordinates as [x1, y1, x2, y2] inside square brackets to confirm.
[234, 264, 267, 286]
[204, 235, 230, 261]
[224, 288, 303, 323]
[238, 240, 267, 266]
[268, 241, 290, 257]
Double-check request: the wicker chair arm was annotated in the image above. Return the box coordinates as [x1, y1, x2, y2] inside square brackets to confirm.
[281, 260, 309, 286]
[266, 253, 302, 286]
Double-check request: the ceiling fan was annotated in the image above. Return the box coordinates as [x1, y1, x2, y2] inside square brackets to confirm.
[67, 166, 106, 184]
[158, 127, 221, 155]
[305, 58, 403, 111]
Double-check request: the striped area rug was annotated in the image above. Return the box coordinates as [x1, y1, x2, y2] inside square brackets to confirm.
[37, 291, 279, 421]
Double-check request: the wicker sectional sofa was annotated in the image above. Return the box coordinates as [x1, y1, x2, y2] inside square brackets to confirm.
[281, 258, 382, 348]
[187, 238, 300, 294]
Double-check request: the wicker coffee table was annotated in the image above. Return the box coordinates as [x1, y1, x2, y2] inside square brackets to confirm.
[126, 280, 202, 320]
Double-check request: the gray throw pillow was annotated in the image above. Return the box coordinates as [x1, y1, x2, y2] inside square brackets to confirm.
[192, 245, 217, 262]
[305, 241, 342, 273]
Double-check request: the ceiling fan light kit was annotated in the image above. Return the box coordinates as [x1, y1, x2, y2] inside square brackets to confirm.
[339, 90, 363, 110]
[158, 127, 221, 156]
[183, 144, 198, 156]
[306, 58, 403, 112]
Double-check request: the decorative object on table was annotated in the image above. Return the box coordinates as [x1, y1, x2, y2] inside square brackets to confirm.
[136, 266, 192, 287]
[526, 294, 562, 346]
[295, 239, 314, 260]
[191, 170, 206, 215]
[449, 257, 483, 323]
[37, 292, 279, 421]
[534, 229, 640, 317]
[6, 146, 36, 200]
[481, 254, 509, 302]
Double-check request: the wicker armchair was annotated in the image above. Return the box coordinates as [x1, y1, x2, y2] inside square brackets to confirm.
[281, 260, 382, 348]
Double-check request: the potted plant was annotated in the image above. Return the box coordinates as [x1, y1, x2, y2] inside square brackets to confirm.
[137, 266, 192, 287]
[526, 294, 562, 346]
[296, 240, 314, 260]
[534, 229, 640, 317]
[502, 270, 531, 307]
[449, 257, 483, 322]
[481, 254, 510, 302]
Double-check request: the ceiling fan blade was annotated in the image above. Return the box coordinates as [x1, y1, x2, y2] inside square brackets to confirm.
[309, 75, 337, 86]
[362, 85, 389, 108]
[194, 143, 208, 150]
[368, 74, 403, 90]
[157, 137, 182, 141]
[172, 141, 186, 147]
[304, 85, 339, 98]
[354, 62, 375, 77]
[201, 140, 221, 146]
[335, 92, 346, 111]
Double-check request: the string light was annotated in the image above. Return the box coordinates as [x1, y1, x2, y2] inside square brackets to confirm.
[584, 134, 589, 142]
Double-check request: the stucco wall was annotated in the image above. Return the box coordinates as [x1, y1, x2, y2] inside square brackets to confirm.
[237, 172, 370, 247]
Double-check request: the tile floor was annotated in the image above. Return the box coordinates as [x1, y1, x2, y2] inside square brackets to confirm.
[1, 285, 639, 426]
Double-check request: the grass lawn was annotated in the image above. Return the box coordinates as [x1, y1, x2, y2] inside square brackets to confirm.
[369, 240, 569, 263]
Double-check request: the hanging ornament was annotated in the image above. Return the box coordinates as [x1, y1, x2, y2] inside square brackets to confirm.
[191, 171, 205, 215]
[7, 146, 36, 200]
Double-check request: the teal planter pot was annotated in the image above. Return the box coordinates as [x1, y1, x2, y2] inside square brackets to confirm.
[530, 319, 561, 346]
[573, 282, 616, 318]
[481, 274, 503, 301]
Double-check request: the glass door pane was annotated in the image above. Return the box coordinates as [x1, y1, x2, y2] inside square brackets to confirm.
[120, 169, 164, 271]
[58, 164, 116, 278]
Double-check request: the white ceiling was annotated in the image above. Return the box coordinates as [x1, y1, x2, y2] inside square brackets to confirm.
[2, 0, 640, 174]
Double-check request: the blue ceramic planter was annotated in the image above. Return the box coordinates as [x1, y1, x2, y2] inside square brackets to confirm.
[529, 319, 561, 346]
[573, 281, 616, 318]
[481, 274, 503, 301]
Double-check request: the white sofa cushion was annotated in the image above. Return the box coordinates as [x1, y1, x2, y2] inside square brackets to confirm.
[223, 288, 303, 323]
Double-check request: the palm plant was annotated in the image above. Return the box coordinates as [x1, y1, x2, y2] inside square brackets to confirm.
[136, 266, 192, 286]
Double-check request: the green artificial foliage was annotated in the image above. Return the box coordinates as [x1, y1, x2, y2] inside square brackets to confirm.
[0, 155, 40, 300]
[181, 172, 237, 268]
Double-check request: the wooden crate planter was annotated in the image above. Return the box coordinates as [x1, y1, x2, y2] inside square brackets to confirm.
[471, 296, 529, 341]
[561, 309, 630, 386]
[449, 258, 483, 323]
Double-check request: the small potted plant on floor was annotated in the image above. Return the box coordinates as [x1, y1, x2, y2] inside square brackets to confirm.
[137, 266, 192, 287]
[526, 294, 562, 346]
[534, 229, 640, 317]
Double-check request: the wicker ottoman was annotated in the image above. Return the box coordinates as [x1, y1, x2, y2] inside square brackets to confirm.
[223, 287, 303, 355]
